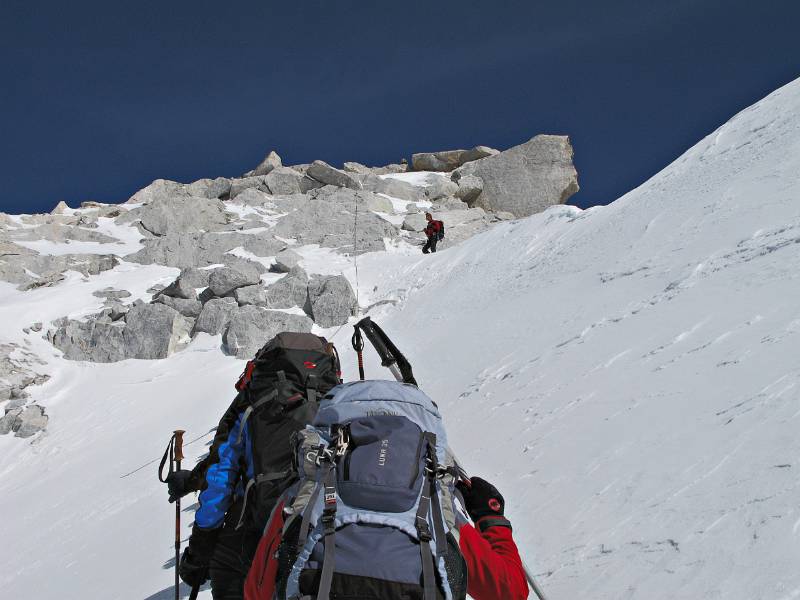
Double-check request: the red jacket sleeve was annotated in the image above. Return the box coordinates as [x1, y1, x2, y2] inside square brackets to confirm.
[459, 522, 529, 600]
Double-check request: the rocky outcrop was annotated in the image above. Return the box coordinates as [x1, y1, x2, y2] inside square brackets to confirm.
[272, 188, 397, 254]
[360, 175, 425, 202]
[306, 275, 358, 327]
[454, 135, 579, 217]
[186, 177, 232, 199]
[48, 302, 192, 362]
[264, 167, 306, 195]
[425, 178, 459, 201]
[411, 146, 499, 172]
[208, 266, 262, 297]
[307, 161, 362, 190]
[272, 248, 302, 273]
[230, 176, 270, 199]
[153, 294, 203, 318]
[248, 150, 282, 177]
[453, 173, 483, 203]
[121, 196, 231, 236]
[402, 213, 427, 232]
[223, 306, 313, 359]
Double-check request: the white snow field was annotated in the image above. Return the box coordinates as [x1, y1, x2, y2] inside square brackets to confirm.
[1, 76, 800, 600]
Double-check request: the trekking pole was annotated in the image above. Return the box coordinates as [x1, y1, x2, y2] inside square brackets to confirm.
[158, 430, 185, 600]
[521, 560, 550, 600]
[352, 317, 417, 385]
[351, 327, 365, 380]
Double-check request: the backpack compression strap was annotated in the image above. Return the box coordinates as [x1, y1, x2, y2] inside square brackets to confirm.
[415, 432, 441, 600]
[316, 457, 338, 600]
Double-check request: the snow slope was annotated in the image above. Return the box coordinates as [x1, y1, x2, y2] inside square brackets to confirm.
[1, 77, 800, 599]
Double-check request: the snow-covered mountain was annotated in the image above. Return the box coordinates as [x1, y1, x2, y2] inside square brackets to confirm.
[1, 77, 799, 600]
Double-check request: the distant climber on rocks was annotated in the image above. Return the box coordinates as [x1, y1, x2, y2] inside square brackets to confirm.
[422, 212, 444, 254]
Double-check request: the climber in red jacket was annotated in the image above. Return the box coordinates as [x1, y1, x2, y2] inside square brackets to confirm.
[456, 476, 530, 600]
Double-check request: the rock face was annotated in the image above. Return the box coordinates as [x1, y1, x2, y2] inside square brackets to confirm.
[230, 176, 269, 199]
[453, 174, 483, 203]
[273, 189, 397, 254]
[264, 167, 305, 195]
[122, 196, 231, 236]
[272, 248, 302, 273]
[306, 275, 358, 327]
[223, 306, 313, 359]
[454, 135, 578, 217]
[250, 150, 282, 176]
[425, 178, 459, 201]
[307, 161, 362, 190]
[360, 175, 425, 202]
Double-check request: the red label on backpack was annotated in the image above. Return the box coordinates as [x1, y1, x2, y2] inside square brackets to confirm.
[303, 361, 317, 369]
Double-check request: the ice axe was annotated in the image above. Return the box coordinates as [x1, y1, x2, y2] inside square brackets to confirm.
[351, 317, 551, 600]
[158, 430, 188, 600]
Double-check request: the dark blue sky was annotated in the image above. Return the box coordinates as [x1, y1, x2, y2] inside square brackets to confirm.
[1, 0, 798, 214]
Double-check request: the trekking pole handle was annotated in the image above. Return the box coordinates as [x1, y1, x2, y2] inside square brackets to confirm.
[522, 559, 550, 600]
[173, 430, 185, 463]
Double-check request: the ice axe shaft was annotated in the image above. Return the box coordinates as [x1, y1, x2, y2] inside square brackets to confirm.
[173, 430, 185, 600]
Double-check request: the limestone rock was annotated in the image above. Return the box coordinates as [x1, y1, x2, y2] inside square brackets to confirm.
[175, 267, 211, 290]
[234, 284, 266, 306]
[123, 303, 192, 359]
[126, 179, 187, 205]
[306, 275, 358, 327]
[342, 162, 371, 174]
[265, 167, 305, 195]
[13, 405, 49, 438]
[425, 178, 459, 201]
[455, 134, 579, 217]
[128, 196, 230, 236]
[460, 146, 500, 164]
[153, 295, 203, 318]
[361, 175, 425, 202]
[272, 248, 302, 273]
[273, 189, 397, 254]
[307, 161, 362, 190]
[412, 150, 467, 172]
[194, 297, 238, 335]
[264, 266, 309, 309]
[92, 288, 132, 301]
[223, 305, 313, 359]
[233, 187, 272, 207]
[230, 176, 269, 199]
[453, 173, 483, 203]
[208, 267, 262, 297]
[250, 150, 282, 176]
[186, 177, 232, 199]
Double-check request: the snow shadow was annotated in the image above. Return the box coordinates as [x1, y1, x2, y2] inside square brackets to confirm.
[143, 582, 209, 600]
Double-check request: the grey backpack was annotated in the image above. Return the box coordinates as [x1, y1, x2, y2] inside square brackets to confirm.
[274, 380, 468, 600]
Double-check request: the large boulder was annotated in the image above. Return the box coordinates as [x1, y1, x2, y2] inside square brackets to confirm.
[307, 160, 362, 190]
[120, 303, 192, 359]
[272, 248, 302, 273]
[249, 150, 282, 177]
[412, 150, 466, 172]
[342, 162, 372, 175]
[306, 275, 358, 327]
[223, 306, 313, 359]
[230, 176, 270, 199]
[360, 175, 425, 202]
[425, 178, 459, 201]
[194, 297, 238, 335]
[208, 267, 262, 297]
[459, 145, 500, 164]
[453, 173, 483, 203]
[272, 189, 397, 254]
[153, 295, 203, 318]
[159, 276, 197, 300]
[126, 179, 187, 205]
[401, 213, 427, 232]
[234, 284, 266, 307]
[264, 167, 306, 195]
[264, 266, 309, 309]
[454, 134, 579, 217]
[1, 252, 118, 290]
[186, 177, 232, 199]
[121, 196, 230, 236]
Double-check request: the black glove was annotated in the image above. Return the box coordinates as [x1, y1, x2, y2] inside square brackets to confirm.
[456, 476, 511, 532]
[166, 469, 194, 503]
[179, 525, 219, 587]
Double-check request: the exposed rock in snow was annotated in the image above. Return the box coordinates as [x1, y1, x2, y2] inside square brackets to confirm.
[229, 176, 270, 199]
[361, 174, 425, 202]
[0, 252, 119, 290]
[232, 187, 272, 207]
[158, 276, 197, 300]
[412, 149, 467, 172]
[207, 266, 262, 297]
[186, 177, 232, 199]
[152, 295, 203, 318]
[193, 297, 238, 335]
[453, 173, 483, 203]
[248, 150, 282, 177]
[223, 305, 313, 359]
[272, 248, 302, 273]
[0, 404, 48, 438]
[455, 134, 579, 217]
[264, 167, 306, 195]
[120, 196, 231, 236]
[402, 213, 427, 232]
[92, 288, 133, 301]
[8, 223, 119, 244]
[272, 188, 396, 253]
[460, 145, 500, 164]
[307, 160, 362, 190]
[424, 178, 459, 201]
[233, 284, 266, 307]
[306, 275, 358, 327]
[122, 303, 192, 359]
[50, 201, 70, 215]
[125, 178, 187, 205]
[263, 266, 309, 310]
[0, 343, 48, 404]
[342, 161, 371, 174]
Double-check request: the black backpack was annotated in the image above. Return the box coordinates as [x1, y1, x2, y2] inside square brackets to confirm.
[437, 220, 445, 241]
[229, 332, 342, 531]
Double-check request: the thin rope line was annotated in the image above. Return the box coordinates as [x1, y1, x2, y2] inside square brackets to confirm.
[353, 195, 360, 315]
[119, 429, 215, 479]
